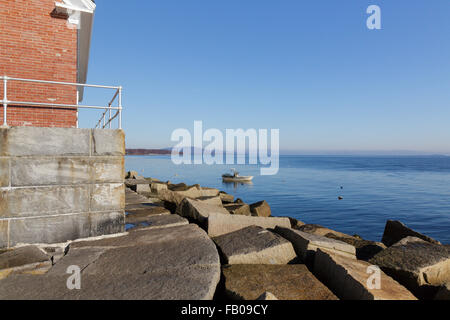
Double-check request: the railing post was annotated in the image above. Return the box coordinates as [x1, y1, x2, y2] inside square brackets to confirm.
[108, 102, 112, 129]
[118, 86, 122, 129]
[76, 90, 79, 128]
[3, 76, 7, 126]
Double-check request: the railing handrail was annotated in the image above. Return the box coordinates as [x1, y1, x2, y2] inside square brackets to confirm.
[0, 75, 123, 129]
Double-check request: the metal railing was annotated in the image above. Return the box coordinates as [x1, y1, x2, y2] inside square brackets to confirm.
[0, 75, 123, 129]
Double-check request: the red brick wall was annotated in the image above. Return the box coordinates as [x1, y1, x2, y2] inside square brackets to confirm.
[0, 0, 78, 128]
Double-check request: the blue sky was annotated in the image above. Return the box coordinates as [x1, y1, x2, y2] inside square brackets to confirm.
[79, 0, 450, 154]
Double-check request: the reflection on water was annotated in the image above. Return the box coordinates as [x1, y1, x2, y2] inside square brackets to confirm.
[222, 180, 254, 191]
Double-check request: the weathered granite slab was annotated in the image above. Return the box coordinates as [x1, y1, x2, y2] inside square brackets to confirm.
[178, 198, 230, 224]
[296, 224, 354, 239]
[369, 236, 450, 299]
[274, 226, 356, 264]
[0, 224, 221, 300]
[126, 214, 188, 231]
[326, 234, 386, 261]
[222, 264, 338, 300]
[314, 249, 417, 300]
[224, 203, 251, 216]
[196, 196, 223, 206]
[381, 220, 441, 246]
[0, 246, 52, 280]
[207, 213, 291, 237]
[250, 200, 271, 217]
[219, 191, 234, 203]
[213, 226, 297, 264]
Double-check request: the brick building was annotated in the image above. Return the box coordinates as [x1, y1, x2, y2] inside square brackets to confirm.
[0, 0, 96, 128]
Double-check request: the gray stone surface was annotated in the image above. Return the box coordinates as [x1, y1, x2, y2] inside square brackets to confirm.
[0, 224, 221, 300]
[314, 249, 417, 300]
[222, 264, 338, 300]
[296, 224, 354, 239]
[126, 207, 171, 218]
[213, 226, 296, 264]
[1, 185, 90, 218]
[219, 191, 234, 203]
[134, 183, 151, 193]
[274, 226, 356, 264]
[89, 211, 125, 236]
[207, 214, 291, 237]
[8, 211, 124, 247]
[9, 213, 90, 246]
[224, 203, 251, 216]
[126, 213, 188, 231]
[0, 158, 9, 187]
[151, 181, 168, 193]
[0, 220, 8, 248]
[10, 157, 90, 186]
[326, 234, 386, 261]
[0, 127, 125, 249]
[91, 129, 125, 156]
[381, 220, 441, 246]
[91, 157, 124, 183]
[178, 198, 230, 224]
[369, 236, 450, 299]
[196, 196, 223, 206]
[90, 183, 125, 212]
[250, 200, 271, 217]
[125, 188, 153, 205]
[199, 187, 220, 197]
[0, 245, 50, 270]
[1, 127, 91, 156]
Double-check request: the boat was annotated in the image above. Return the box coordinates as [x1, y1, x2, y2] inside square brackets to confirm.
[222, 169, 253, 182]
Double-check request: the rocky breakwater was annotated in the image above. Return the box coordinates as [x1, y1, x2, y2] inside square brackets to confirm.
[0, 171, 448, 300]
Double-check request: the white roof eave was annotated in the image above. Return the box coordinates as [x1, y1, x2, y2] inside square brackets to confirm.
[54, 1, 96, 102]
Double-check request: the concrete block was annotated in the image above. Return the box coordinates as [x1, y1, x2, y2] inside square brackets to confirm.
[0, 158, 9, 187]
[207, 214, 291, 237]
[369, 236, 450, 299]
[10, 157, 90, 187]
[0, 186, 90, 218]
[9, 213, 91, 246]
[178, 198, 230, 224]
[91, 157, 124, 183]
[222, 264, 338, 300]
[90, 183, 125, 212]
[0, 245, 50, 270]
[274, 226, 356, 264]
[91, 129, 125, 156]
[89, 211, 125, 237]
[0, 220, 8, 248]
[126, 214, 188, 231]
[314, 249, 417, 300]
[213, 226, 297, 264]
[381, 220, 441, 246]
[2, 127, 90, 156]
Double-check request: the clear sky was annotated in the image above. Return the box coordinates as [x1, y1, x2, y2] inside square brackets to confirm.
[79, 0, 450, 154]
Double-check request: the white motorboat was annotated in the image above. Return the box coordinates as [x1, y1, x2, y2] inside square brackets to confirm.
[222, 169, 253, 182]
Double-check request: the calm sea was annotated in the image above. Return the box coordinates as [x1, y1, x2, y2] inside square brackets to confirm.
[125, 155, 450, 244]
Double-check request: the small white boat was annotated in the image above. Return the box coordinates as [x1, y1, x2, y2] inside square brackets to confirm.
[222, 169, 253, 182]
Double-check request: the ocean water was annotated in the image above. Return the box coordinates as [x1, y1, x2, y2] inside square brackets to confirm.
[125, 155, 450, 244]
